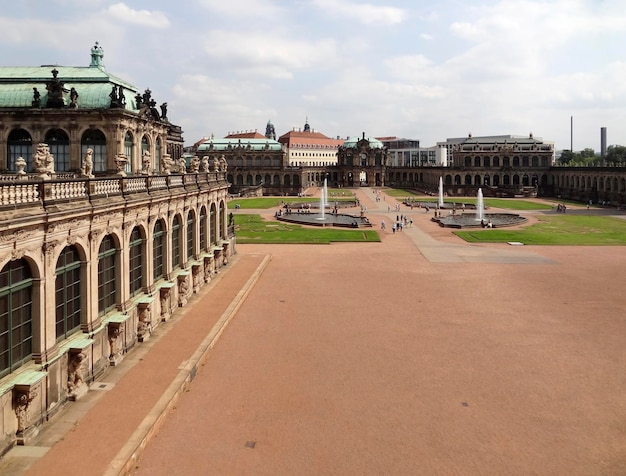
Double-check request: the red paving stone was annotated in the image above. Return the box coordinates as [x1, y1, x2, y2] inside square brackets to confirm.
[130, 189, 626, 475]
[7, 188, 626, 475]
[21, 253, 267, 476]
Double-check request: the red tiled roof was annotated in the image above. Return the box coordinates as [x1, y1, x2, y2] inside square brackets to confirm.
[278, 129, 343, 147]
[225, 131, 265, 139]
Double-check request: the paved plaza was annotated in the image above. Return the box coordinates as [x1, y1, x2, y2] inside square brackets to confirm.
[3, 188, 626, 475]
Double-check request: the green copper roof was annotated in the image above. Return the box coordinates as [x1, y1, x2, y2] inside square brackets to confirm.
[197, 138, 283, 152]
[0, 65, 139, 109]
[343, 136, 385, 149]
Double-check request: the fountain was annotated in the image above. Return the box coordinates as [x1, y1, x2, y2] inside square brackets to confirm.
[476, 188, 484, 221]
[318, 178, 328, 221]
[277, 178, 371, 228]
[438, 177, 444, 208]
[431, 186, 527, 228]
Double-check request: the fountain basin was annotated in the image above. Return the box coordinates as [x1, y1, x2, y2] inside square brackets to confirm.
[432, 213, 527, 228]
[277, 212, 372, 228]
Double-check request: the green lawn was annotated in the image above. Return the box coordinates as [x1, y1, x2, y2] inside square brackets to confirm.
[234, 214, 381, 244]
[404, 197, 552, 211]
[454, 215, 626, 245]
[385, 189, 421, 197]
[228, 196, 355, 209]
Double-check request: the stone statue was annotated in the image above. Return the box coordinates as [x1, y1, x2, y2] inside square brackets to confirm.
[200, 156, 209, 172]
[69, 87, 79, 108]
[178, 157, 187, 174]
[67, 353, 86, 393]
[81, 148, 94, 177]
[32, 87, 41, 108]
[212, 156, 220, 172]
[219, 154, 228, 172]
[118, 87, 126, 107]
[15, 156, 27, 175]
[114, 154, 128, 176]
[161, 154, 173, 175]
[190, 155, 200, 173]
[33, 143, 54, 175]
[109, 85, 119, 108]
[141, 150, 151, 175]
[46, 68, 64, 108]
[160, 102, 168, 119]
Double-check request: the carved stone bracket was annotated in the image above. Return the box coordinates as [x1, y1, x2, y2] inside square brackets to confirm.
[12, 372, 45, 444]
[159, 283, 174, 321]
[137, 299, 153, 342]
[191, 263, 202, 294]
[203, 255, 213, 284]
[177, 273, 190, 307]
[107, 320, 125, 366]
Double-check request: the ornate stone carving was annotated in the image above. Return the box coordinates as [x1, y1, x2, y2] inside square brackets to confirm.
[200, 156, 209, 172]
[33, 143, 55, 176]
[108, 322, 124, 365]
[81, 148, 94, 178]
[161, 154, 173, 175]
[178, 157, 187, 174]
[177, 274, 189, 307]
[14, 388, 37, 434]
[15, 156, 27, 175]
[160, 286, 172, 321]
[67, 352, 87, 395]
[141, 150, 151, 175]
[137, 303, 152, 342]
[190, 155, 200, 173]
[114, 154, 128, 176]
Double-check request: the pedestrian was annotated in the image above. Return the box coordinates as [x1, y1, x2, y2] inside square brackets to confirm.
[392, 223, 396, 234]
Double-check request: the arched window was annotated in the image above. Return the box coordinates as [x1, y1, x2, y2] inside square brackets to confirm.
[172, 215, 181, 270]
[124, 132, 134, 174]
[219, 202, 225, 240]
[46, 128, 70, 172]
[187, 211, 195, 262]
[153, 219, 165, 281]
[155, 138, 162, 173]
[7, 129, 32, 171]
[55, 246, 82, 341]
[199, 207, 207, 252]
[141, 135, 150, 172]
[81, 129, 107, 172]
[129, 227, 144, 296]
[98, 235, 118, 316]
[0, 259, 33, 377]
[210, 204, 217, 245]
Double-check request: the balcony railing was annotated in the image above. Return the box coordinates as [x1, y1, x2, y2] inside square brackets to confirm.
[0, 172, 228, 207]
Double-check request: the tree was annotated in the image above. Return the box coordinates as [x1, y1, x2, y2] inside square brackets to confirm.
[559, 150, 575, 165]
[606, 145, 626, 166]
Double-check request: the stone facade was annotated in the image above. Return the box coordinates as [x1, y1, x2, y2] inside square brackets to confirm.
[0, 171, 234, 451]
[0, 44, 232, 452]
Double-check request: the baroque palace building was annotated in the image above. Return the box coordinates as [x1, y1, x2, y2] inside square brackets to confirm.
[0, 44, 234, 450]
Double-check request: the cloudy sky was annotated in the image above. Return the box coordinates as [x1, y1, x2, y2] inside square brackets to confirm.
[3, 0, 625, 151]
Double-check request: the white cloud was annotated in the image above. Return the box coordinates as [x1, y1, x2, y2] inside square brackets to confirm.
[202, 30, 338, 79]
[198, 0, 286, 20]
[311, 0, 406, 25]
[106, 3, 170, 28]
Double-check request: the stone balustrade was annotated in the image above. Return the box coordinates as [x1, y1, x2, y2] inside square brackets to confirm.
[0, 172, 227, 206]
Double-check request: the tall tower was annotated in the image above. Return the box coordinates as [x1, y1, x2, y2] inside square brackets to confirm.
[265, 120, 276, 140]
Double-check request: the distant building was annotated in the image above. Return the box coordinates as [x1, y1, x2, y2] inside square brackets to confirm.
[378, 137, 447, 167]
[278, 119, 343, 167]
